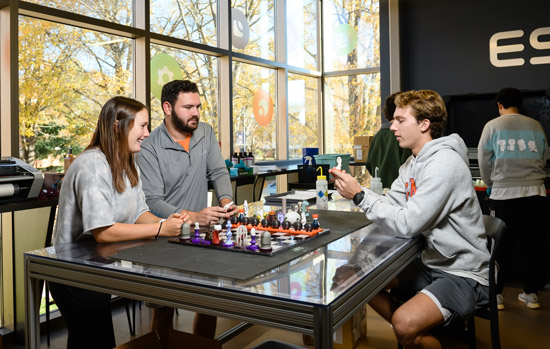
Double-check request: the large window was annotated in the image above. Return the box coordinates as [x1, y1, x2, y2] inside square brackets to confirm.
[150, 46, 218, 133]
[231, 0, 275, 60]
[150, 0, 217, 47]
[19, 16, 133, 170]
[232, 62, 276, 160]
[288, 73, 319, 159]
[25, 0, 133, 25]
[323, 0, 381, 155]
[13, 0, 381, 169]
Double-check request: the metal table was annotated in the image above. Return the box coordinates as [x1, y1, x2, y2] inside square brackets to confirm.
[25, 200, 422, 348]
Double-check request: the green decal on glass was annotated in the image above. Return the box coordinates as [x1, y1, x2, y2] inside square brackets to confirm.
[333, 24, 358, 56]
[150, 53, 183, 100]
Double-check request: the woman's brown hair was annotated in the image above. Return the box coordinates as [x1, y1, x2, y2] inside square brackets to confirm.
[86, 96, 147, 193]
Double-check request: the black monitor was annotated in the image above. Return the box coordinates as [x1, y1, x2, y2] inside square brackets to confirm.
[444, 90, 550, 148]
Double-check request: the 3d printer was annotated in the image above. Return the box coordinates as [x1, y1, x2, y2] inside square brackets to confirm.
[0, 156, 44, 202]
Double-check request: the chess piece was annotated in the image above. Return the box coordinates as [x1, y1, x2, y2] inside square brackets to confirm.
[259, 230, 272, 253]
[212, 224, 221, 245]
[241, 217, 249, 226]
[268, 210, 276, 222]
[237, 208, 245, 223]
[312, 214, 320, 230]
[281, 220, 291, 230]
[285, 211, 301, 224]
[180, 222, 191, 241]
[303, 222, 313, 232]
[247, 228, 259, 251]
[271, 219, 281, 229]
[335, 156, 342, 171]
[260, 218, 269, 227]
[292, 221, 302, 230]
[223, 220, 234, 247]
[235, 225, 248, 249]
[243, 200, 249, 217]
[230, 215, 239, 225]
[203, 227, 212, 245]
[192, 222, 202, 243]
[277, 211, 285, 224]
[250, 216, 259, 226]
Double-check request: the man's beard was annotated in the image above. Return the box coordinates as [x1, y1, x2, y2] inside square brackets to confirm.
[172, 109, 199, 133]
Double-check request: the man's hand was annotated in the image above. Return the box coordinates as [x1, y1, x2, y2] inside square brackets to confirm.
[220, 198, 238, 216]
[185, 207, 233, 226]
[329, 169, 362, 200]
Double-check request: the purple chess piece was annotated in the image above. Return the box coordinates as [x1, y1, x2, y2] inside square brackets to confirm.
[223, 219, 234, 247]
[191, 222, 202, 244]
[246, 228, 259, 251]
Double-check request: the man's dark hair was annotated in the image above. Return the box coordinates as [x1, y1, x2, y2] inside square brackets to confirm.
[161, 80, 199, 107]
[383, 92, 401, 122]
[496, 88, 522, 109]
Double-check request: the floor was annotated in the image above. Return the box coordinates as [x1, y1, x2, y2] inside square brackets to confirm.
[19, 285, 550, 348]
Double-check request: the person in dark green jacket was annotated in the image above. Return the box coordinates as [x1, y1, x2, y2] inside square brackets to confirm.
[366, 92, 412, 188]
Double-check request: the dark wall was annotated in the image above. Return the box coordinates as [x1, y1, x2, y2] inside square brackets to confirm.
[397, 0, 550, 96]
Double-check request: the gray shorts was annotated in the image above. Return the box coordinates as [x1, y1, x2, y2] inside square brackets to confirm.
[392, 257, 489, 324]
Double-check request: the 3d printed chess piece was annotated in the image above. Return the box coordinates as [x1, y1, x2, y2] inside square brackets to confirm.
[259, 230, 273, 253]
[250, 216, 259, 226]
[180, 222, 191, 241]
[247, 228, 259, 251]
[303, 222, 313, 232]
[223, 220, 234, 247]
[212, 224, 221, 245]
[312, 214, 320, 230]
[281, 220, 291, 230]
[191, 222, 202, 244]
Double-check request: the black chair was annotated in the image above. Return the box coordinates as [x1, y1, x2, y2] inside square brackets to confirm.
[397, 215, 504, 349]
[466, 215, 505, 349]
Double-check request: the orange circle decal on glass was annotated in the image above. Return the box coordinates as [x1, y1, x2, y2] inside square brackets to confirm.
[253, 89, 274, 127]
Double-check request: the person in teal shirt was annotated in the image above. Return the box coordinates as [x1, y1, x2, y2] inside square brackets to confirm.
[366, 92, 412, 188]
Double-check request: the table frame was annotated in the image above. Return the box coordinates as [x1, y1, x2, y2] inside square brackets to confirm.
[25, 234, 421, 348]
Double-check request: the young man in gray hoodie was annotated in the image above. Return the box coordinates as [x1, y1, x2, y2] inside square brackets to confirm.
[330, 90, 490, 348]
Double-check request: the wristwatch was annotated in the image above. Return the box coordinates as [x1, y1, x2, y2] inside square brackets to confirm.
[353, 190, 365, 206]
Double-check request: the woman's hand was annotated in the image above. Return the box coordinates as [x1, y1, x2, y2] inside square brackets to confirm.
[159, 212, 189, 237]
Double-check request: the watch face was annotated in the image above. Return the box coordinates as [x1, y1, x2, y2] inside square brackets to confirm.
[353, 191, 364, 205]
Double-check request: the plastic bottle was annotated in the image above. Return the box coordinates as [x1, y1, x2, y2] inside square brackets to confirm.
[371, 167, 383, 195]
[64, 147, 76, 173]
[231, 152, 239, 166]
[316, 166, 328, 209]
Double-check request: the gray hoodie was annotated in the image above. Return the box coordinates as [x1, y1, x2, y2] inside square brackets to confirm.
[357, 134, 490, 285]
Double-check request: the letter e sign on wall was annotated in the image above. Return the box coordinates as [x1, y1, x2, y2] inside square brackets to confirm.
[490, 27, 550, 67]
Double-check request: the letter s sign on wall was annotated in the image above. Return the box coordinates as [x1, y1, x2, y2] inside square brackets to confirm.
[490, 27, 550, 67]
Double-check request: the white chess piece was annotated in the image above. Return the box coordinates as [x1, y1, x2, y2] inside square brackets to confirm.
[336, 156, 342, 171]
[243, 200, 249, 217]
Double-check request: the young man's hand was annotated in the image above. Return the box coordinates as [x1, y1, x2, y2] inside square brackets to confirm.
[329, 169, 362, 200]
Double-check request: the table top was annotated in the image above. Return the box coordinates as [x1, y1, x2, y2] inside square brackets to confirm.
[25, 198, 422, 308]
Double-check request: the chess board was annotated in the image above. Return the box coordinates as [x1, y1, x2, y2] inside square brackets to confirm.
[168, 225, 329, 256]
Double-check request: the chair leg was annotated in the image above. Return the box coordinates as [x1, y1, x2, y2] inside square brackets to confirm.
[467, 317, 477, 349]
[124, 300, 135, 336]
[490, 311, 501, 349]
